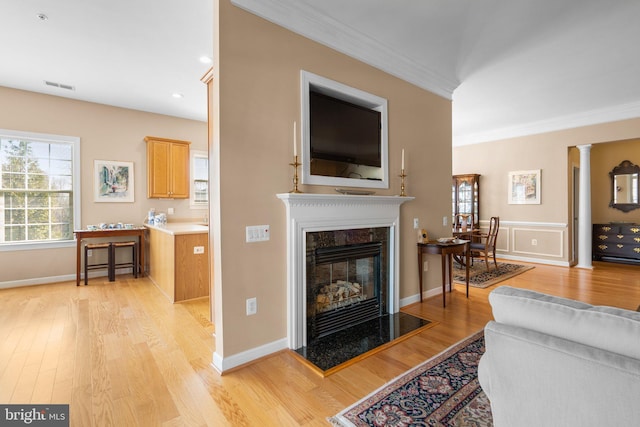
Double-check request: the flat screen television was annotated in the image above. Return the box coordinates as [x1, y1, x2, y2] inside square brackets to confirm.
[309, 91, 382, 168]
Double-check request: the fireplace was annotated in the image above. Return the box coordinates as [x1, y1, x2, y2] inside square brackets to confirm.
[306, 228, 389, 341]
[278, 193, 414, 349]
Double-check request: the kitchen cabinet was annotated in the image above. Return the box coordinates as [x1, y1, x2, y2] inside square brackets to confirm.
[145, 136, 191, 198]
[146, 223, 209, 302]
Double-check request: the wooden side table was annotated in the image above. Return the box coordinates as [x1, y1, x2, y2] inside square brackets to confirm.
[417, 240, 470, 307]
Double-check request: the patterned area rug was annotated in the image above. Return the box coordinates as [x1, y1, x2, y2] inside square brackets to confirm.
[453, 262, 534, 289]
[329, 330, 492, 427]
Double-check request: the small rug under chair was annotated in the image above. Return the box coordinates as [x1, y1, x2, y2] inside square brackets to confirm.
[453, 262, 534, 289]
[329, 330, 492, 426]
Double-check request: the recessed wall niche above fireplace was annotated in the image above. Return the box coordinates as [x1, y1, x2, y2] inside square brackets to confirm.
[300, 70, 389, 189]
[277, 193, 414, 349]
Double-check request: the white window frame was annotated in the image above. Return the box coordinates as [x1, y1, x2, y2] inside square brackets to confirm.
[0, 129, 81, 251]
[190, 149, 209, 209]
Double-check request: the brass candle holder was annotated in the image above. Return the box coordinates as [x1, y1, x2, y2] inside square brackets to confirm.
[399, 169, 407, 196]
[289, 155, 302, 193]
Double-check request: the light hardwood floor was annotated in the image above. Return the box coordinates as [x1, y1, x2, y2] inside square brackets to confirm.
[1, 261, 639, 426]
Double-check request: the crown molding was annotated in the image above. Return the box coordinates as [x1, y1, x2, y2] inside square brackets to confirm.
[231, 0, 458, 99]
[455, 100, 640, 146]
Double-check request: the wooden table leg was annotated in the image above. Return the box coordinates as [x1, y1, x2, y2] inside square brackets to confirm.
[448, 253, 454, 293]
[441, 251, 447, 307]
[139, 230, 145, 277]
[465, 243, 470, 298]
[76, 238, 82, 286]
[417, 248, 423, 302]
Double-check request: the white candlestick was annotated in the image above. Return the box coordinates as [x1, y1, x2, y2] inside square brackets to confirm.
[293, 121, 297, 157]
[401, 149, 405, 170]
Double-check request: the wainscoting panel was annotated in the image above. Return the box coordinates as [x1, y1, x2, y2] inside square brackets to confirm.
[477, 220, 567, 264]
[512, 227, 564, 258]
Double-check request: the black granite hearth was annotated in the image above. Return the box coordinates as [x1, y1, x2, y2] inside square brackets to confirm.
[295, 312, 431, 372]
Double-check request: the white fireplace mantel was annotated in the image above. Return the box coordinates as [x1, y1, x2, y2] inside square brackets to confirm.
[277, 193, 414, 349]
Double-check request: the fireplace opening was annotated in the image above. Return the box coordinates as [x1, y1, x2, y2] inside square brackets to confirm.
[306, 227, 390, 342]
[309, 242, 382, 340]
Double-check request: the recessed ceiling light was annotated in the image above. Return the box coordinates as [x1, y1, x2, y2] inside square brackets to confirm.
[37, 13, 48, 21]
[172, 93, 184, 99]
[199, 56, 212, 64]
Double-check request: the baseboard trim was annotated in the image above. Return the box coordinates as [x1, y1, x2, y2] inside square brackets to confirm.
[497, 254, 570, 267]
[400, 287, 442, 307]
[0, 268, 140, 289]
[0, 274, 76, 289]
[212, 337, 288, 373]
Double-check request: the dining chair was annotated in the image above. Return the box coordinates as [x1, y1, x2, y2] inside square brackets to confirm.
[470, 216, 499, 271]
[455, 213, 474, 231]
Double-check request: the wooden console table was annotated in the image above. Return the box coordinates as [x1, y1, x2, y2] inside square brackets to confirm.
[417, 240, 470, 307]
[74, 228, 146, 286]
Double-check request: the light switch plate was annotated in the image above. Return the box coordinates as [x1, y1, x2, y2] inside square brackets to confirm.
[246, 297, 257, 315]
[246, 225, 270, 242]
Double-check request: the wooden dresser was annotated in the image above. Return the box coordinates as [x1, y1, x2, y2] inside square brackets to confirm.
[592, 223, 640, 265]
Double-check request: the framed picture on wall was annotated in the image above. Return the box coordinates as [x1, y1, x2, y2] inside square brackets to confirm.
[94, 160, 135, 202]
[508, 169, 540, 204]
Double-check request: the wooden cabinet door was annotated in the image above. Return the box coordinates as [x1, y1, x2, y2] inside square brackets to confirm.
[147, 139, 172, 198]
[145, 137, 191, 198]
[169, 142, 190, 198]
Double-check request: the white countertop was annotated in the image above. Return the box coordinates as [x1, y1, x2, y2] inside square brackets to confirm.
[144, 222, 208, 236]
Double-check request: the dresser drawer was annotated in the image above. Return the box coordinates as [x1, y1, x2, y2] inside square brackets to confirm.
[620, 225, 640, 235]
[594, 233, 640, 244]
[594, 242, 640, 257]
[593, 224, 620, 234]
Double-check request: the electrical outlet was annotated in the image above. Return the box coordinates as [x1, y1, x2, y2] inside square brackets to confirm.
[168, 207, 174, 215]
[531, 239, 538, 246]
[193, 246, 205, 254]
[246, 297, 257, 315]
[442, 216, 448, 226]
[87, 249, 93, 257]
[413, 218, 419, 229]
[423, 261, 429, 271]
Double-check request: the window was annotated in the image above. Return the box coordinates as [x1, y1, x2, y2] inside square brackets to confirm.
[0, 129, 80, 250]
[190, 150, 208, 208]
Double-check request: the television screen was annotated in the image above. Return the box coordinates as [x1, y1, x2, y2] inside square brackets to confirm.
[309, 91, 381, 168]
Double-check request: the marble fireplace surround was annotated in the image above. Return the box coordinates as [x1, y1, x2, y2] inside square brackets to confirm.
[277, 193, 414, 349]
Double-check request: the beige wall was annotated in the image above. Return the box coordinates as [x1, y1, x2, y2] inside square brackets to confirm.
[0, 86, 207, 285]
[454, 118, 640, 265]
[212, 0, 453, 362]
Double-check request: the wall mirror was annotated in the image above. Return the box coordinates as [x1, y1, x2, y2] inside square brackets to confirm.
[300, 71, 389, 189]
[609, 160, 640, 212]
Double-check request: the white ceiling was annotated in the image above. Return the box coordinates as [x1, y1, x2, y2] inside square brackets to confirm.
[4, 1, 640, 146]
[1, 0, 213, 123]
